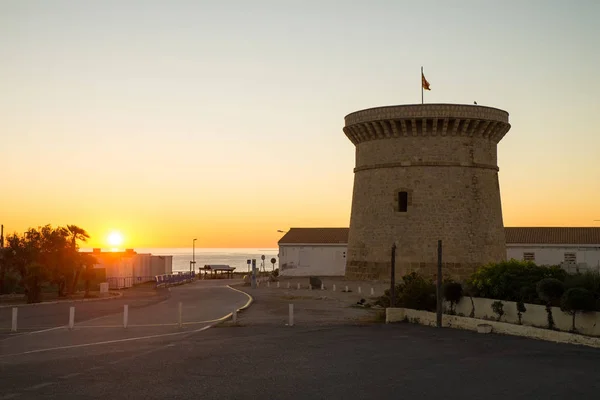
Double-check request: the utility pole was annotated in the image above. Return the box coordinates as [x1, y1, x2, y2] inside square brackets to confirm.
[0, 224, 4, 248]
[436, 240, 443, 328]
[390, 243, 396, 307]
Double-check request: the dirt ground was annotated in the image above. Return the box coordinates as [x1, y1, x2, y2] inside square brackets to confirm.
[230, 277, 392, 327]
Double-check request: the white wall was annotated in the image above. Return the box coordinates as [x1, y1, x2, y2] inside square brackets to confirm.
[507, 245, 600, 270]
[279, 245, 347, 276]
[453, 296, 600, 336]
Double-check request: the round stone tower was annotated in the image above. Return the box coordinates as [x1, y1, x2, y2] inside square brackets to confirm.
[343, 104, 511, 281]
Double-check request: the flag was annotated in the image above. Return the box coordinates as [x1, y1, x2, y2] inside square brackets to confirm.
[422, 72, 431, 91]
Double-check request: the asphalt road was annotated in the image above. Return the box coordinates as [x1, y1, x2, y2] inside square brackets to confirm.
[0, 279, 250, 355]
[2, 317, 600, 399]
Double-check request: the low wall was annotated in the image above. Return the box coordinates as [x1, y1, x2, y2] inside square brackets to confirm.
[386, 308, 600, 349]
[452, 297, 600, 336]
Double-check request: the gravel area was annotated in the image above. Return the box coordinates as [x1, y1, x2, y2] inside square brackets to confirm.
[231, 277, 391, 326]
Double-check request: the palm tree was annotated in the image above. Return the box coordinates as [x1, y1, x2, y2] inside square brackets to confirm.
[66, 225, 90, 295]
[80, 253, 98, 298]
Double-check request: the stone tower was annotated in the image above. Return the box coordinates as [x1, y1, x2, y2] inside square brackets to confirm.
[342, 104, 511, 281]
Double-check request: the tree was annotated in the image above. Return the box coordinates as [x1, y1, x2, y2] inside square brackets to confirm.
[491, 301, 504, 321]
[536, 278, 565, 329]
[80, 253, 98, 297]
[560, 288, 597, 332]
[443, 282, 463, 314]
[66, 225, 90, 295]
[516, 300, 527, 325]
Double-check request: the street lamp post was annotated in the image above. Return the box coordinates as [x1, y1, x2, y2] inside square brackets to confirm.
[192, 238, 197, 275]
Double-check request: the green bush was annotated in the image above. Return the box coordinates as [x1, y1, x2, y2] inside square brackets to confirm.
[537, 278, 565, 329]
[400, 273, 437, 311]
[443, 282, 463, 314]
[467, 259, 566, 303]
[536, 278, 565, 305]
[565, 271, 600, 295]
[375, 272, 437, 312]
[560, 288, 597, 332]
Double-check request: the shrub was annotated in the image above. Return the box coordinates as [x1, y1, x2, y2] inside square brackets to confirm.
[516, 300, 527, 325]
[565, 271, 600, 296]
[398, 273, 437, 312]
[467, 259, 566, 303]
[537, 278, 565, 329]
[491, 301, 504, 321]
[536, 278, 565, 305]
[560, 288, 597, 332]
[375, 272, 436, 312]
[443, 282, 463, 314]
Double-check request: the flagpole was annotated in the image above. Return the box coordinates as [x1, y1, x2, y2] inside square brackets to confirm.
[421, 66, 424, 104]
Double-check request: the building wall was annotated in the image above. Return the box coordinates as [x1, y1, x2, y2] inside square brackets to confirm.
[133, 253, 153, 283]
[507, 245, 600, 271]
[279, 245, 346, 276]
[343, 104, 511, 282]
[151, 255, 173, 276]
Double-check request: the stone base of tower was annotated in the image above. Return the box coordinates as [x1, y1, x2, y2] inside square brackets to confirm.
[345, 259, 502, 283]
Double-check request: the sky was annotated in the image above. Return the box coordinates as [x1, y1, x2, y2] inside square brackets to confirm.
[1, 0, 599, 249]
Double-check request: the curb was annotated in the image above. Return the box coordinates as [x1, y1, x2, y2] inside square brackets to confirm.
[0, 291, 124, 309]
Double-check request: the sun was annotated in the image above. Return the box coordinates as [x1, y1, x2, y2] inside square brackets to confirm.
[107, 231, 124, 247]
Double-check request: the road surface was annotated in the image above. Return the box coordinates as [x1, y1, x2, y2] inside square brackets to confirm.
[1, 283, 600, 399]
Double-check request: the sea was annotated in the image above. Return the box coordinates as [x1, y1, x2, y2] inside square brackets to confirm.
[128, 248, 278, 274]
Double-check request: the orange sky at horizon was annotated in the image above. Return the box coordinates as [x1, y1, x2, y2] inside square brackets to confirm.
[2, 1, 599, 249]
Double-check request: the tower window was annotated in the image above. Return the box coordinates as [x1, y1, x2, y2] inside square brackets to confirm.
[398, 191, 408, 212]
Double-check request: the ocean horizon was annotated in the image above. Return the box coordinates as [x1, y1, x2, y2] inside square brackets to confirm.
[81, 247, 279, 274]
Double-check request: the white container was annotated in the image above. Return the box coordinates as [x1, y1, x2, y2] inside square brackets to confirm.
[477, 324, 493, 334]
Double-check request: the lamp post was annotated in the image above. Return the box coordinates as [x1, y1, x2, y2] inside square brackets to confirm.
[192, 238, 197, 275]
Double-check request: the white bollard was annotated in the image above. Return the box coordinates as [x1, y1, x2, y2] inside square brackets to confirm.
[321, 283, 324, 290]
[267, 281, 270, 288]
[69, 306, 75, 330]
[333, 284, 336, 292]
[371, 287, 375, 296]
[178, 302, 183, 328]
[123, 305, 129, 328]
[287, 282, 290, 289]
[297, 283, 300, 290]
[345, 286, 349, 292]
[277, 282, 280, 288]
[11, 307, 17, 332]
[232, 308, 237, 324]
[358, 286, 362, 294]
[289, 304, 294, 327]
[309, 284, 312, 291]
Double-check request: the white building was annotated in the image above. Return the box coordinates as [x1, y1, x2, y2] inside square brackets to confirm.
[278, 228, 348, 276]
[278, 227, 600, 276]
[87, 249, 173, 289]
[505, 227, 600, 272]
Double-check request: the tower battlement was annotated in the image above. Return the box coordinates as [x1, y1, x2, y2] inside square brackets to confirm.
[343, 104, 510, 145]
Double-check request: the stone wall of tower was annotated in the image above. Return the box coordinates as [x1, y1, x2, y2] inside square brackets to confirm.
[343, 104, 511, 282]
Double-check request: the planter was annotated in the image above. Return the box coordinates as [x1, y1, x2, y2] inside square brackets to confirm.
[477, 324, 493, 334]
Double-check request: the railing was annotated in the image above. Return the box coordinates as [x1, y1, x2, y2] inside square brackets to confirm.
[154, 272, 196, 288]
[107, 277, 134, 289]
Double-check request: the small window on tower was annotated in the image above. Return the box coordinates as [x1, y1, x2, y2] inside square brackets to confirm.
[398, 191, 408, 212]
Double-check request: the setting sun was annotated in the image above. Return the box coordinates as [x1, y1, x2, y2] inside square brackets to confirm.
[107, 231, 124, 247]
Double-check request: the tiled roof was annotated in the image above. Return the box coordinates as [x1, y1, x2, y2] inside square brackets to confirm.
[278, 228, 349, 245]
[278, 227, 600, 245]
[505, 227, 600, 245]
